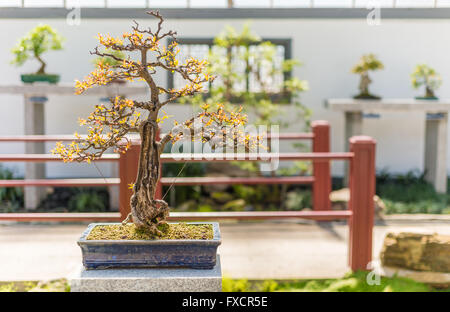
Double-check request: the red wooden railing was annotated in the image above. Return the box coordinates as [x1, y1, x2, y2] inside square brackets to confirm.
[0, 121, 376, 271]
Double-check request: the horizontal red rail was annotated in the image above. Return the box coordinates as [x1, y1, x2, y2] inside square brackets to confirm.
[0, 212, 121, 222]
[0, 133, 314, 142]
[0, 154, 119, 162]
[160, 176, 314, 185]
[0, 177, 312, 188]
[0, 135, 81, 142]
[160, 152, 354, 162]
[269, 133, 314, 140]
[0, 152, 353, 163]
[0, 178, 120, 187]
[0, 210, 351, 222]
[168, 211, 352, 221]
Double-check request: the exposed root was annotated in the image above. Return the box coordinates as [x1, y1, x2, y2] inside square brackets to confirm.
[121, 212, 133, 225]
[130, 197, 170, 236]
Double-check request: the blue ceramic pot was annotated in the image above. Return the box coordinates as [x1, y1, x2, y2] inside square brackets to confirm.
[78, 222, 221, 270]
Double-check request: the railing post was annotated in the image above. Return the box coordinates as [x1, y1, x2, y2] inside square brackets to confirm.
[348, 136, 376, 271]
[312, 120, 331, 211]
[119, 141, 140, 221]
[119, 129, 162, 220]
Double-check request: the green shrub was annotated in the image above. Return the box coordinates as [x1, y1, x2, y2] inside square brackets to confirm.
[285, 190, 311, 210]
[0, 165, 23, 212]
[38, 187, 109, 212]
[197, 204, 213, 212]
[68, 191, 107, 212]
[376, 170, 449, 214]
[376, 170, 439, 202]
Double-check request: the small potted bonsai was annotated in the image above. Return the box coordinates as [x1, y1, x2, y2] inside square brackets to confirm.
[53, 11, 258, 270]
[11, 24, 64, 84]
[351, 53, 384, 100]
[411, 64, 442, 100]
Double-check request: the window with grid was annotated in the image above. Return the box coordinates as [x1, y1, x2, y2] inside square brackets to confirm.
[169, 38, 291, 97]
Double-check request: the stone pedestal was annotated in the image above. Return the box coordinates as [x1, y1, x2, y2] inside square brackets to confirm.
[327, 98, 450, 193]
[24, 95, 47, 210]
[70, 255, 222, 292]
[344, 111, 363, 184]
[424, 113, 448, 193]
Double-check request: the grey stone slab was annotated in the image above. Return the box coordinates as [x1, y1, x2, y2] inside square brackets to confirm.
[70, 255, 222, 292]
[0, 84, 147, 96]
[326, 98, 450, 112]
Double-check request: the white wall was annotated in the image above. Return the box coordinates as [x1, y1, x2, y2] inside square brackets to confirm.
[0, 17, 449, 178]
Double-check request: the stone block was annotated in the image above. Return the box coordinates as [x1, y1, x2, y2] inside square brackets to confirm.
[380, 232, 450, 273]
[70, 255, 222, 292]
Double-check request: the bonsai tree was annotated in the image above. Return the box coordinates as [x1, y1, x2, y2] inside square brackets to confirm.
[52, 11, 257, 235]
[351, 54, 384, 99]
[11, 24, 64, 82]
[411, 64, 442, 99]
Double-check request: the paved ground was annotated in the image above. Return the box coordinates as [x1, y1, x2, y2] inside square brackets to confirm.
[0, 218, 449, 281]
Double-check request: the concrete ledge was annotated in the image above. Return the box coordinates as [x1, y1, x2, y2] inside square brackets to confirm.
[380, 265, 450, 286]
[70, 255, 222, 292]
[383, 214, 450, 223]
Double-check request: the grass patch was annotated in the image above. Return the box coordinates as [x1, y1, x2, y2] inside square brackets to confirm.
[223, 271, 449, 292]
[2, 274, 448, 292]
[87, 223, 213, 240]
[0, 279, 69, 292]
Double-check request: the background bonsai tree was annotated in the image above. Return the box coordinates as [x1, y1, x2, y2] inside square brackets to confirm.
[411, 64, 442, 99]
[351, 53, 384, 99]
[92, 48, 127, 84]
[52, 11, 257, 235]
[92, 48, 126, 67]
[185, 23, 310, 127]
[11, 24, 64, 80]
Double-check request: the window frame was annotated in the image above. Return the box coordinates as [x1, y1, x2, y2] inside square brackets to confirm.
[167, 37, 293, 103]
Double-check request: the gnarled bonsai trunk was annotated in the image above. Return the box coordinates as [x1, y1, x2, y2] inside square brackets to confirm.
[129, 119, 169, 234]
[35, 54, 46, 75]
[359, 72, 371, 96]
[425, 86, 435, 98]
